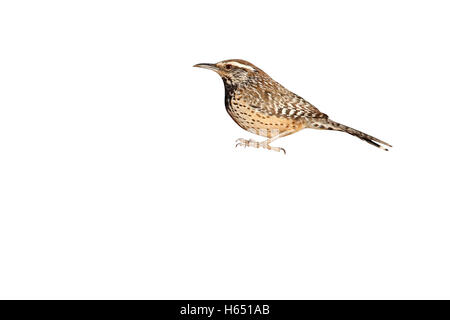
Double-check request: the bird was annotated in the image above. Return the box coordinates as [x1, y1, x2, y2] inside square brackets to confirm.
[193, 59, 391, 154]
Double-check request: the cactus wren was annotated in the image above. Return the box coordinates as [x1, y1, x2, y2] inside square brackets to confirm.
[194, 59, 391, 153]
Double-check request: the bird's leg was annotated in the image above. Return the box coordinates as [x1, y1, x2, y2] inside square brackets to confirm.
[235, 137, 286, 154]
[260, 140, 286, 154]
[235, 130, 296, 154]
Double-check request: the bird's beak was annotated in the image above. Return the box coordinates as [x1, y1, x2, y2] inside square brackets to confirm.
[193, 63, 219, 72]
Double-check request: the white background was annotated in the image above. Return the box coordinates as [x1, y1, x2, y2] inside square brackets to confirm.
[0, 0, 449, 299]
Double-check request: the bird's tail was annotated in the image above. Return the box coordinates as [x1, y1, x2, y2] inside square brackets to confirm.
[308, 118, 392, 151]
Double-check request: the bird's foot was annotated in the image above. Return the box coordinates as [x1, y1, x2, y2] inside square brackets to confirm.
[235, 138, 286, 154]
[235, 138, 258, 148]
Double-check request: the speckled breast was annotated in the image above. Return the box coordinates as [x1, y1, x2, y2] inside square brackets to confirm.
[224, 88, 303, 138]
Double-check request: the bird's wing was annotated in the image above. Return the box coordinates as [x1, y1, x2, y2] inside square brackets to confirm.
[256, 86, 327, 119]
[279, 92, 327, 119]
[245, 79, 327, 119]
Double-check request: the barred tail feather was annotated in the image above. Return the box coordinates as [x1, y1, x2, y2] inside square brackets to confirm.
[310, 119, 392, 151]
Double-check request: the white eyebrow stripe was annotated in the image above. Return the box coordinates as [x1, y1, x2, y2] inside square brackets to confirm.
[228, 61, 255, 71]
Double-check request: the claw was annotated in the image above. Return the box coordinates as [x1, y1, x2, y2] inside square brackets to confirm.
[269, 146, 287, 154]
[235, 138, 248, 148]
[234, 138, 286, 154]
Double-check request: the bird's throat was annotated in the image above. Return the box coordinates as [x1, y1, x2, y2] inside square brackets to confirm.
[222, 78, 237, 110]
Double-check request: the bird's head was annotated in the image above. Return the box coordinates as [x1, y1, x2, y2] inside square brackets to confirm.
[194, 59, 261, 86]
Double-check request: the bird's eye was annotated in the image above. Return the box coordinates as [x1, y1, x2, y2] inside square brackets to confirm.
[225, 64, 232, 70]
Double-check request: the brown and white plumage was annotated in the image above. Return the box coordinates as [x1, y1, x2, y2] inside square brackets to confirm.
[194, 59, 391, 153]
